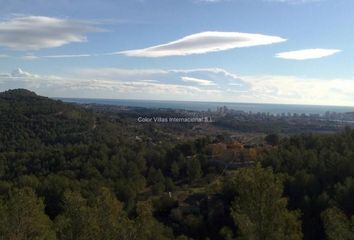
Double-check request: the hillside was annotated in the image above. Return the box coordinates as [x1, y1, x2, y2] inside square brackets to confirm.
[0, 89, 95, 151]
[0, 89, 353, 240]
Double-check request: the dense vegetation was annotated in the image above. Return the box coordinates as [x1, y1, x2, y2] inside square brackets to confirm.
[262, 130, 354, 239]
[0, 89, 353, 239]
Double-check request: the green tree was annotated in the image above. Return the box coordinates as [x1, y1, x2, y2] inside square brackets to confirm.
[93, 188, 135, 240]
[134, 201, 174, 240]
[229, 164, 302, 240]
[219, 226, 234, 240]
[334, 177, 354, 215]
[55, 191, 99, 240]
[186, 158, 202, 182]
[171, 161, 180, 179]
[164, 177, 175, 192]
[147, 167, 165, 185]
[0, 188, 56, 240]
[152, 182, 166, 195]
[56, 188, 137, 240]
[265, 133, 280, 146]
[321, 207, 354, 240]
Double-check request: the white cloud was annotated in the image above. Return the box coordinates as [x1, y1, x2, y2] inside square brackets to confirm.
[76, 68, 245, 89]
[0, 68, 229, 100]
[18, 30, 285, 59]
[0, 68, 38, 79]
[0, 16, 100, 50]
[78, 68, 169, 79]
[20, 53, 95, 60]
[275, 48, 341, 60]
[42, 54, 93, 58]
[58, 69, 354, 106]
[11, 68, 38, 78]
[240, 75, 354, 106]
[20, 55, 39, 60]
[181, 76, 216, 86]
[2, 67, 354, 106]
[120, 31, 286, 57]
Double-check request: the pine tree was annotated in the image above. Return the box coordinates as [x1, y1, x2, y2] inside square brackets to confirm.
[321, 207, 354, 240]
[186, 158, 202, 182]
[0, 188, 56, 240]
[171, 161, 180, 179]
[229, 164, 303, 240]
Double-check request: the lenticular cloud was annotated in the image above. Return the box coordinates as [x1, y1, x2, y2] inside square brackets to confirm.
[0, 16, 99, 50]
[120, 31, 286, 57]
[275, 48, 341, 60]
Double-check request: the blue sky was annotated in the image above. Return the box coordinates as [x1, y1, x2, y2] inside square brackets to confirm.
[0, 0, 354, 106]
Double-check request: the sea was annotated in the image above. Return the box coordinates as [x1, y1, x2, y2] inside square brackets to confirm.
[58, 98, 354, 115]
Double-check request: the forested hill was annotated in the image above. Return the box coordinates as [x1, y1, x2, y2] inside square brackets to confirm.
[0, 89, 209, 239]
[0, 89, 353, 240]
[0, 89, 95, 151]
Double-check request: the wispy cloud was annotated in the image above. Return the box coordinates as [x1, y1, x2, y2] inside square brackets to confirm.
[0, 68, 243, 100]
[42, 54, 93, 58]
[78, 68, 169, 79]
[241, 74, 354, 106]
[275, 48, 341, 60]
[10, 68, 38, 78]
[0, 16, 100, 50]
[2, 67, 354, 106]
[0, 68, 39, 79]
[120, 31, 286, 57]
[20, 54, 94, 60]
[18, 31, 286, 60]
[76, 67, 243, 91]
[181, 76, 216, 86]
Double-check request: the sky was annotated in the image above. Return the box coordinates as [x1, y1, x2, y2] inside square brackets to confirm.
[0, 0, 354, 106]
